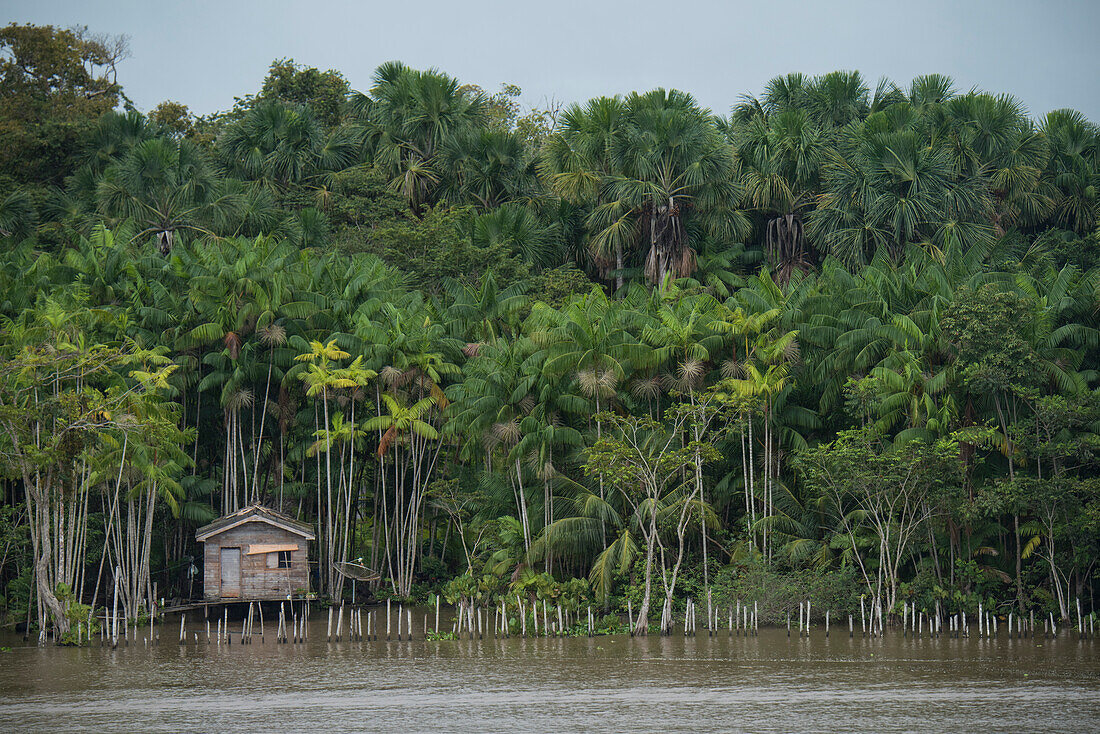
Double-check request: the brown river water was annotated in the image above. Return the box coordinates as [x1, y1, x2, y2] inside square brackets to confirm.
[1, 611, 1098, 732]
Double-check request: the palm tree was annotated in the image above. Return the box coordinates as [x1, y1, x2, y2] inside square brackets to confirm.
[358, 62, 488, 213]
[733, 107, 824, 281]
[539, 96, 627, 286]
[220, 100, 361, 192]
[294, 339, 358, 595]
[808, 122, 993, 265]
[437, 127, 536, 208]
[599, 89, 746, 286]
[364, 391, 442, 597]
[1040, 109, 1100, 234]
[95, 137, 242, 252]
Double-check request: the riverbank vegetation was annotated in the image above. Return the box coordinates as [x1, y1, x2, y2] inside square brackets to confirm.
[1, 22, 1098, 640]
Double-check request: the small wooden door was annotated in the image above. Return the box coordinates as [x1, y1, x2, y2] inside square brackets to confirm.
[220, 547, 241, 597]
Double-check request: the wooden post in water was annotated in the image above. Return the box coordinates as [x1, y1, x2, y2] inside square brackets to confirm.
[860, 597, 866, 637]
[111, 572, 119, 649]
[754, 602, 758, 635]
[223, 608, 229, 644]
[386, 599, 391, 641]
[707, 590, 713, 637]
[848, 615, 853, 638]
[435, 595, 440, 635]
[826, 609, 830, 638]
[179, 614, 185, 645]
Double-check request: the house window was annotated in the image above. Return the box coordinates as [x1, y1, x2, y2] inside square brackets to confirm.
[267, 550, 293, 569]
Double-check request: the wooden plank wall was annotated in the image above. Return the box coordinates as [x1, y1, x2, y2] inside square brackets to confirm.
[202, 521, 309, 600]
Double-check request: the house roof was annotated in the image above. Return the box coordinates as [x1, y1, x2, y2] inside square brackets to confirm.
[195, 504, 316, 542]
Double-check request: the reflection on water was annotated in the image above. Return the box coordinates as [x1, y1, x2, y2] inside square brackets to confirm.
[1, 612, 1098, 732]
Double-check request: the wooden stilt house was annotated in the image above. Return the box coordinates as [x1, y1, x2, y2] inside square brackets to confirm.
[195, 504, 314, 600]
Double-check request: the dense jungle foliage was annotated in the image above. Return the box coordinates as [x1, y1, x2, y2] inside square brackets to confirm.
[2, 23, 1099, 639]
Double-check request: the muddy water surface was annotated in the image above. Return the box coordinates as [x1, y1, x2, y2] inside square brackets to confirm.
[1, 614, 1098, 732]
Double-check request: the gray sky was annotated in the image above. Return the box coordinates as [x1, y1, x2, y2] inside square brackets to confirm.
[6, 0, 1100, 121]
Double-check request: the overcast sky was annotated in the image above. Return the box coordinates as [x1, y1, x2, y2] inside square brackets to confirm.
[7, 0, 1100, 121]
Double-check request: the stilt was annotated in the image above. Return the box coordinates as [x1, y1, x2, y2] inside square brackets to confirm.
[707, 590, 713, 637]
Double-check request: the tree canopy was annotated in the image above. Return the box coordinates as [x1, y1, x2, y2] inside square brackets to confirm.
[1, 24, 1099, 641]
